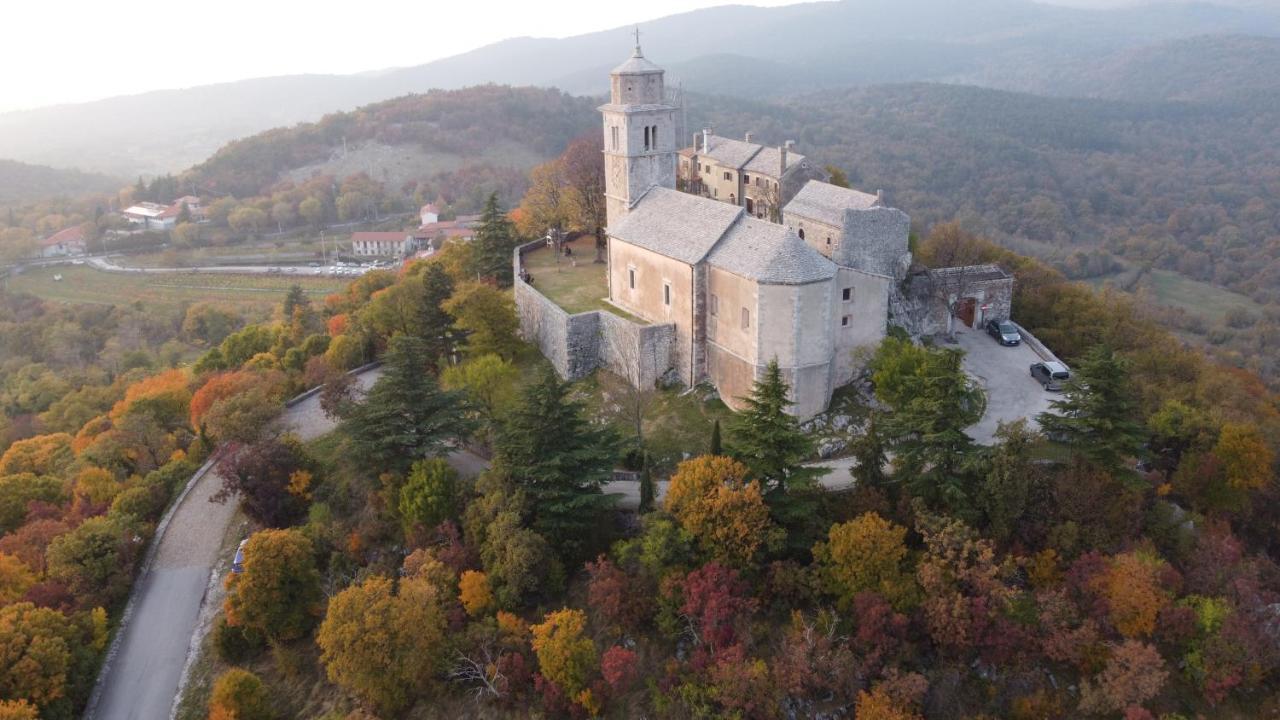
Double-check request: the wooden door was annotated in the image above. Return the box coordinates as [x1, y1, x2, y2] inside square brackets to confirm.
[957, 297, 977, 328]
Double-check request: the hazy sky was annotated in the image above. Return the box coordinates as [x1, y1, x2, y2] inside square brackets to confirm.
[0, 0, 1194, 114]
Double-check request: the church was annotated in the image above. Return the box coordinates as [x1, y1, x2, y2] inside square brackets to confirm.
[516, 40, 1010, 418]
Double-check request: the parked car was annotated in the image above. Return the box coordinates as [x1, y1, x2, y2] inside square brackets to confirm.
[986, 319, 1022, 346]
[1030, 361, 1071, 391]
[231, 538, 248, 574]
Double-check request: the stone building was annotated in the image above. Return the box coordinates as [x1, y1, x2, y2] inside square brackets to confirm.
[678, 131, 829, 221]
[517, 40, 1014, 418]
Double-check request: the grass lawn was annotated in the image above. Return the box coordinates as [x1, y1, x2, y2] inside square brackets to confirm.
[1090, 267, 1261, 326]
[6, 265, 347, 319]
[520, 237, 614, 315]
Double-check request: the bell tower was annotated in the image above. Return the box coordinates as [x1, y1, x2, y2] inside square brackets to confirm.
[600, 31, 677, 229]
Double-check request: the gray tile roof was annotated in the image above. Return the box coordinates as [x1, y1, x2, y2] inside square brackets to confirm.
[928, 264, 1010, 284]
[784, 180, 882, 227]
[743, 145, 807, 178]
[703, 135, 764, 170]
[708, 216, 835, 285]
[610, 187, 743, 265]
[612, 50, 664, 75]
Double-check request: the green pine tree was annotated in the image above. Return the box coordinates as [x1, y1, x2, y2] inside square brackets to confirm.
[850, 413, 889, 492]
[709, 419, 722, 456]
[495, 367, 619, 562]
[341, 335, 472, 475]
[878, 345, 984, 509]
[416, 262, 461, 372]
[639, 452, 655, 513]
[727, 360, 824, 495]
[1037, 345, 1145, 474]
[471, 192, 518, 285]
[282, 284, 309, 320]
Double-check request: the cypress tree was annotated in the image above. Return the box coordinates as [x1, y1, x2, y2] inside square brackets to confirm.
[341, 335, 472, 475]
[709, 419, 722, 456]
[495, 367, 620, 562]
[471, 192, 518, 285]
[1037, 345, 1144, 474]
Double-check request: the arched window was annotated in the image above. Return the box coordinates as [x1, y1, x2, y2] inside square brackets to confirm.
[651, 125, 658, 149]
[798, 228, 805, 240]
[644, 126, 650, 151]
[729, 193, 736, 205]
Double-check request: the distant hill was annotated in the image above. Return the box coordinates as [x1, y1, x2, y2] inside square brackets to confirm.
[184, 86, 599, 199]
[0, 159, 121, 206]
[2, 0, 1279, 177]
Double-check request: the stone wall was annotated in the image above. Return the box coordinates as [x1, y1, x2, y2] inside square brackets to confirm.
[514, 242, 676, 387]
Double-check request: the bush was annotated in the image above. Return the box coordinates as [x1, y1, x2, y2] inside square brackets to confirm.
[213, 615, 265, 663]
[209, 668, 273, 720]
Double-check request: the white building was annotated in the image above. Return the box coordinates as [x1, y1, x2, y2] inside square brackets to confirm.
[122, 202, 180, 230]
[351, 231, 416, 257]
[40, 225, 88, 257]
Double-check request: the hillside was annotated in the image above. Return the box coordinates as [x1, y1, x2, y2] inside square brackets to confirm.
[2, 0, 1279, 176]
[0, 158, 120, 205]
[184, 86, 598, 198]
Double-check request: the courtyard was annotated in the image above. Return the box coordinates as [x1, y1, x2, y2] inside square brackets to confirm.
[519, 235, 613, 315]
[952, 323, 1058, 444]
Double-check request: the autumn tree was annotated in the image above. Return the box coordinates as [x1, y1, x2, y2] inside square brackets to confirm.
[214, 436, 310, 527]
[814, 512, 916, 610]
[459, 570, 494, 616]
[979, 419, 1043, 543]
[0, 473, 63, 533]
[560, 134, 607, 261]
[0, 433, 74, 476]
[223, 529, 322, 641]
[585, 556, 651, 635]
[441, 353, 519, 439]
[208, 668, 272, 720]
[1093, 550, 1172, 639]
[515, 158, 569, 237]
[663, 455, 778, 566]
[317, 574, 448, 715]
[0, 700, 38, 720]
[1213, 421, 1274, 491]
[340, 335, 470, 475]
[1038, 345, 1145, 473]
[675, 562, 757, 655]
[46, 515, 138, 609]
[531, 608, 598, 698]
[0, 553, 35, 604]
[496, 367, 618, 562]
[443, 282, 521, 360]
[0, 602, 99, 720]
[1078, 640, 1168, 715]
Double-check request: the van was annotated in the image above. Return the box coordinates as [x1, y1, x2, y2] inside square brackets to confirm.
[1030, 361, 1070, 391]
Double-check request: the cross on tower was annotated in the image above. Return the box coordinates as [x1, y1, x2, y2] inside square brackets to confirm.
[633, 26, 642, 54]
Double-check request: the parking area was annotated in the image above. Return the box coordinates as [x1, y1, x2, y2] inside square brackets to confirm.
[952, 324, 1058, 444]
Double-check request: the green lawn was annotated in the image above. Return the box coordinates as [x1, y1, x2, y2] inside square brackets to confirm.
[521, 237, 615, 315]
[6, 265, 347, 319]
[1090, 267, 1261, 326]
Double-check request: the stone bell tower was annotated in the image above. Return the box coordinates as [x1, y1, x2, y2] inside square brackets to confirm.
[600, 31, 677, 229]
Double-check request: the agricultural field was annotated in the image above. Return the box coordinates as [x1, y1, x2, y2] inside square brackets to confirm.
[5, 264, 347, 319]
[1090, 267, 1263, 326]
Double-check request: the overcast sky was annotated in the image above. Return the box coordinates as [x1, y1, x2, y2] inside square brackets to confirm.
[0, 0, 1197, 114]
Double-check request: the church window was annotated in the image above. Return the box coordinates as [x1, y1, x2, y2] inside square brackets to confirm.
[611, 126, 618, 151]
[652, 125, 658, 149]
[628, 267, 636, 289]
[741, 307, 750, 330]
[826, 236, 832, 246]
[663, 282, 671, 306]
[841, 315, 851, 327]
[710, 293, 718, 316]
[644, 126, 650, 151]
[843, 287, 853, 302]
[798, 228, 805, 240]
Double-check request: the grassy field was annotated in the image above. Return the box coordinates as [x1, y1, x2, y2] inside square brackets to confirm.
[1090, 267, 1262, 325]
[521, 237, 614, 315]
[6, 265, 347, 319]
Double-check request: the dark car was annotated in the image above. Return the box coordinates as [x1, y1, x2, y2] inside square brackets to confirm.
[1030, 361, 1071, 391]
[986, 319, 1022, 346]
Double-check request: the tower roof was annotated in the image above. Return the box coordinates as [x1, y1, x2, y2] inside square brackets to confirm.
[611, 44, 663, 76]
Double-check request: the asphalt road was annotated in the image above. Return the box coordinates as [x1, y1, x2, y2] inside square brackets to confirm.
[87, 256, 379, 278]
[87, 372, 380, 720]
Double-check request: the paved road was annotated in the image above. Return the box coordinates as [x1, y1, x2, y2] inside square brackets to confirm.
[88, 372, 380, 720]
[87, 256, 381, 278]
[951, 324, 1056, 444]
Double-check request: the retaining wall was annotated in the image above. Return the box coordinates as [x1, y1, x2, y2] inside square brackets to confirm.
[514, 242, 675, 387]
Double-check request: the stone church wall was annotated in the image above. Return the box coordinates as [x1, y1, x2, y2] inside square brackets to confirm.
[514, 243, 676, 387]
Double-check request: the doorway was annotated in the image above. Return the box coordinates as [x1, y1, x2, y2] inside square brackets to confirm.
[957, 297, 977, 328]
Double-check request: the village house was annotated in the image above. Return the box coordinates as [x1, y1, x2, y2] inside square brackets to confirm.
[122, 201, 181, 230]
[40, 225, 89, 257]
[516, 40, 1014, 418]
[351, 231, 417, 257]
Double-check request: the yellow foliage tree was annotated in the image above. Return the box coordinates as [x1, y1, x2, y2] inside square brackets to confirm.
[317, 574, 447, 715]
[814, 512, 916, 609]
[72, 466, 121, 507]
[530, 608, 597, 696]
[0, 433, 74, 476]
[1095, 550, 1170, 639]
[458, 570, 493, 617]
[663, 456, 778, 565]
[0, 700, 38, 720]
[1214, 422, 1275, 491]
[0, 553, 35, 604]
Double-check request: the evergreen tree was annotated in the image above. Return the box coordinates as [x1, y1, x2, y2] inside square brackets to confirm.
[709, 419, 722, 456]
[340, 335, 472, 475]
[1037, 345, 1145, 474]
[282, 284, 309, 320]
[979, 420, 1041, 543]
[873, 342, 984, 510]
[416, 262, 461, 372]
[727, 360, 823, 495]
[639, 453, 655, 513]
[495, 367, 619, 562]
[850, 414, 889, 492]
[177, 202, 192, 224]
[134, 176, 146, 201]
[471, 192, 518, 285]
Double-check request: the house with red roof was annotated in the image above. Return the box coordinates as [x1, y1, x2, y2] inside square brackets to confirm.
[40, 225, 89, 257]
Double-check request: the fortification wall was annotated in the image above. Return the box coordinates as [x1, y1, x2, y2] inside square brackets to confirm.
[514, 242, 675, 387]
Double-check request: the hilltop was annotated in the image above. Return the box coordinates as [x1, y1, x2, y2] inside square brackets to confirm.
[0, 158, 121, 206]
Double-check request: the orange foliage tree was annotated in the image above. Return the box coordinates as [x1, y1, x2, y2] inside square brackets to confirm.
[0, 433, 74, 476]
[1094, 551, 1171, 639]
[109, 369, 191, 431]
[1213, 422, 1275, 491]
[663, 456, 778, 566]
[458, 570, 494, 617]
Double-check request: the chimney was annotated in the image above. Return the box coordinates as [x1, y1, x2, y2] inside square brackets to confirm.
[702, 127, 711, 154]
[693, 132, 701, 151]
[779, 143, 788, 178]
[744, 131, 753, 144]
[876, 189, 884, 205]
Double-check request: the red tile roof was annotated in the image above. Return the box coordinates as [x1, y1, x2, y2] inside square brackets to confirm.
[41, 225, 87, 247]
